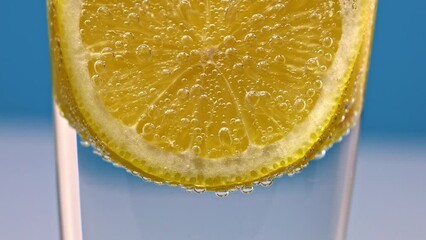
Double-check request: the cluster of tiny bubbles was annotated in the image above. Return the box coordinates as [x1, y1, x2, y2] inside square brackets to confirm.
[288, 163, 308, 177]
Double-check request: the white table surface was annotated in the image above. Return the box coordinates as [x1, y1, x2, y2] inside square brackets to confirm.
[1, 121, 425, 240]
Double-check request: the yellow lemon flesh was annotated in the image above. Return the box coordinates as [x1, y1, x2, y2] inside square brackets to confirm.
[49, 0, 373, 191]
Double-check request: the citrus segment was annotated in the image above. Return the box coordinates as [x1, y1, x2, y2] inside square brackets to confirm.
[50, 0, 370, 190]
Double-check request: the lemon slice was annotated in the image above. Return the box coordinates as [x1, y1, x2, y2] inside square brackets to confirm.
[49, 0, 370, 191]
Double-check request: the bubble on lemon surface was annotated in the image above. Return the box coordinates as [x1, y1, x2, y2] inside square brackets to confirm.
[96, 6, 111, 18]
[218, 127, 232, 145]
[142, 123, 155, 136]
[245, 91, 260, 106]
[294, 98, 306, 112]
[322, 37, 334, 48]
[305, 57, 320, 71]
[181, 35, 193, 46]
[94, 60, 106, 73]
[127, 13, 140, 24]
[136, 44, 151, 60]
[269, 35, 283, 48]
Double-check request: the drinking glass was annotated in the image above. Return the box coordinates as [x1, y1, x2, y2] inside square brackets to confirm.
[50, 1, 377, 239]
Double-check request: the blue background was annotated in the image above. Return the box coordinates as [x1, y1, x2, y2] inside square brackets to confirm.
[1, 1, 426, 136]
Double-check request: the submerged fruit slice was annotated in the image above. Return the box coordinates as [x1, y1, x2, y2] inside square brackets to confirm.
[50, 0, 369, 190]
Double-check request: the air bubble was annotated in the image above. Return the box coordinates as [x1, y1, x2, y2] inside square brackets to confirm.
[97, 6, 111, 17]
[322, 37, 334, 48]
[181, 35, 194, 46]
[242, 55, 253, 65]
[306, 88, 316, 97]
[153, 35, 162, 45]
[274, 54, 286, 63]
[136, 44, 152, 60]
[314, 80, 323, 89]
[245, 91, 259, 106]
[223, 35, 237, 46]
[115, 41, 124, 49]
[100, 47, 114, 60]
[260, 180, 273, 187]
[251, 13, 265, 25]
[192, 145, 201, 155]
[115, 54, 124, 61]
[218, 127, 232, 145]
[279, 102, 288, 110]
[123, 32, 134, 41]
[190, 84, 204, 96]
[176, 52, 189, 64]
[255, 47, 267, 57]
[294, 98, 306, 112]
[241, 186, 254, 194]
[269, 35, 283, 48]
[80, 140, 90, 147]
[180, 118, 190, 125]
[142, 123, 155, 136]
[91, 74, 102, 85]
[244, 33, 256, 45]
[94, 60, 106, 73]
[127, 13, 140, 23]
[179, 0, 192, 11]
[233, 63, 244, 74]
[225, 48, 238, 58]
[194, 188, 205, 194]
[256, 61, 269, 73]
[305, 57, 319, 71]
[273, 3, 285, 12]
[216, 191, 229, 198]
[194, 135, 203, 144]
[314, 150, 327, 160]
[310, 12, 322, 21]
[189, 50, 201, 62]
[177, 88, 190, 100]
